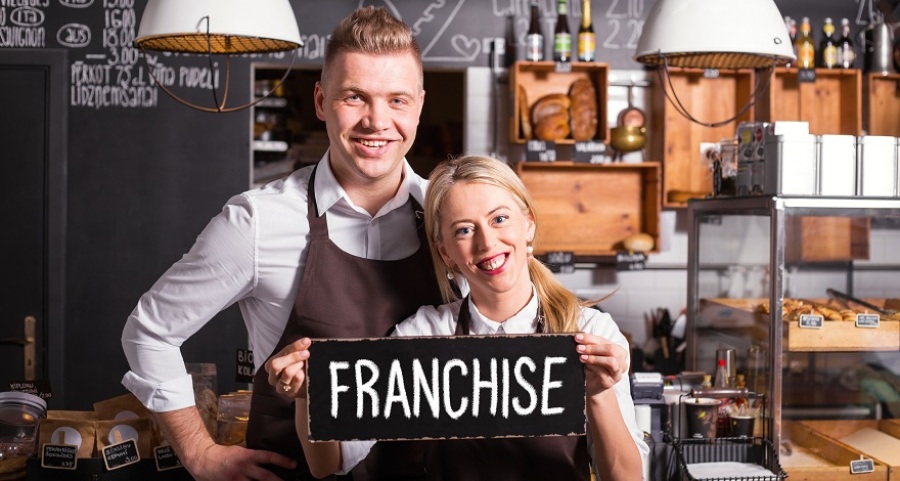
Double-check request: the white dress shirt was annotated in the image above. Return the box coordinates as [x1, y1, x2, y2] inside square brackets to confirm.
[338, 291, 650, 478]
[121, 152, 429, 412]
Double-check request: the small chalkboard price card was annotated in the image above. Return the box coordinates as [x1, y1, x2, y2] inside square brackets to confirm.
[544, 251, 575, 274]
[798, 314, 824, 329]
[41, 444, 78, 470]
[615, 252, 646, 271]
[850, 457, 875, 474]
[525, 140, 557, 162]
[102, 438, 140, 471]
[855, 314, 880, 328]
[306, 335, 585, 441]
[798, 68, 816, 83]
[154, 445, 183, 472]
[573, 141, 610, 164]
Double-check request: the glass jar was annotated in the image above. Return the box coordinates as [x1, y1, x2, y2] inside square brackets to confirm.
[0, 391, 47, 476]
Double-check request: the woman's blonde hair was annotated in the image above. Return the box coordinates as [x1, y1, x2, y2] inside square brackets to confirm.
[424, 155, 596, 333]
[322, 6, 423, 86]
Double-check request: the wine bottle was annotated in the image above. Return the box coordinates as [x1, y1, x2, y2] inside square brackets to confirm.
[837, 18, 856, 69]
[553, 0, 571, 62]
[577, 0, 595, 62]
[525, 1, 544, 61]
[795, 16, 815, 69]
[819, 17, 838, 68]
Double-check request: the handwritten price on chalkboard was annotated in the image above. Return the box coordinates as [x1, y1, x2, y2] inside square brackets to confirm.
[602, 0, 646, 51]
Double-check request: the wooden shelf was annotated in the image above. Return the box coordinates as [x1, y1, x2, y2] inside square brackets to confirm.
[509, 61, 609, 144]
[515, 161, 660, 256]
[757, 68, 862, 135]
[864, 73, 900, 136]
[650, 68, 756, 208]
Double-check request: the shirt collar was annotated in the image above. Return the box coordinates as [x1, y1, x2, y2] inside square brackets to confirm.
[466, 286, 540, 335]
[314, 149, 425, 217]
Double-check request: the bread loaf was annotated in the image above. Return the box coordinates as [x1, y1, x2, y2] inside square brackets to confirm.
[531, 94, 571, 141]
[569, 78, 597, 141]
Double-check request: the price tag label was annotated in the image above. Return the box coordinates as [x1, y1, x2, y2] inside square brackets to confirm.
[102, 438, 141, 471]
[154, 445, 184, 472]
[236, 348, 255, 383]
[8, 379, 53, 399]
[573, 141, 610, 164]
[615, 252, 646, 271]
[855, 313, 880, 328]
[543, 251, 575, 273]
[850, 458, 875, 474]
[525, 140, 557, 162]
[798, 314, 823, 329]
[798, 68, 816, 83]
[41, 444, 78, 470]
[554, 61, 572, 73]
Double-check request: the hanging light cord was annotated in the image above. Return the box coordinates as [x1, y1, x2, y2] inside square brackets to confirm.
[656, 52, 778, 128]
[138, 15, 297, 113]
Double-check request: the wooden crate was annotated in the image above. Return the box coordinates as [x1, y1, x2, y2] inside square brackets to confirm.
[757, 68, 862, 135]
[782, 421, 890, 481]
[515, 161, 660, 256]
[785, 216, 870, 263]
[864, 73, 900, 136]
[509, 61, 609, 144]
[650, 68, 755, 207]
[798, 420, 900, 479]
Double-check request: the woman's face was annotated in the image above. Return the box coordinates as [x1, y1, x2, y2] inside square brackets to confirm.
[436, 181, 535, 305]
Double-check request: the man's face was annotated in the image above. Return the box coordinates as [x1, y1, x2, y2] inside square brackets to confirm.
[315, 51, 424, 189]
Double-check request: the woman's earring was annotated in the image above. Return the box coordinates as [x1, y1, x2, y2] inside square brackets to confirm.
[527, 243, 534, 258]
[446, 270, 455, 280]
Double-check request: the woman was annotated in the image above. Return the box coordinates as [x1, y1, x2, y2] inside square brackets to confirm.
[267, 155, 648, 480]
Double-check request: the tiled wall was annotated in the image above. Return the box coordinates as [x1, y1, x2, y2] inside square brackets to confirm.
[462, 66, 900, 347]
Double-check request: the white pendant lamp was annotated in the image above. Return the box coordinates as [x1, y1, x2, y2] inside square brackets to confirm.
[135, 0, 303, 113]
[634, 0, 796, 127]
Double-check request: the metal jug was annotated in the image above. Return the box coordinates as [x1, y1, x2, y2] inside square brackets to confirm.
[861, 19, 897, 74]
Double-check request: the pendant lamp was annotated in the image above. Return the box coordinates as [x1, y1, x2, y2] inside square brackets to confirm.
[633, 0, 796, 127]
[135, 0, 302, 113]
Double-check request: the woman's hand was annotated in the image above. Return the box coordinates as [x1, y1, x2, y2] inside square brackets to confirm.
[574, 333, 628, 397]
[265, 338, 311, 398]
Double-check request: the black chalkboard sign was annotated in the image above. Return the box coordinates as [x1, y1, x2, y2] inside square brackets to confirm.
[306, 335, 585, 441]
[101, 438, 140, 471]
[41, 444, 78, 470]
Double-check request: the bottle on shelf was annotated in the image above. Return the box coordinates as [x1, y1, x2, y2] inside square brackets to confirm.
[577, 0, 595, 62]
[785, 16, 797, 67]
[819, 17, 838, 68]
[553, 0, 572, 62]
[701, 374, 712, 390]
[713, 359, 730, 388]
[713, 359, 732, 436]
[795, 16, 815, 69]
[525, 1, 544, 61]
[837, 18, 856, 69]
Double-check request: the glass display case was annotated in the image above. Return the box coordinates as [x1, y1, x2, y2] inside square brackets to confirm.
[687, 196, 900, 451]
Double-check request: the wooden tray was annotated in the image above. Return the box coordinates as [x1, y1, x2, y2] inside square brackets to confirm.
[509, 61, 609, 144]
[864, 73, 900, 137]
[798, 420, 900, 479]
[698, 298, 900, 352]
[516, 161, 660, 256]
[649, 67, 756, 207]
[782, 421, 890, 481]
[756, 68, 862, 136]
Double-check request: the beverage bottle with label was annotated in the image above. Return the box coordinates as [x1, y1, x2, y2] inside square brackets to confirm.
[525, 1, 544, 61]
[553, 0, 572, 62]
[713, 359, 732, 436]
[837, 18, 856, 68]
[785, 16, 797, 67]
[577, 0, 595, 62]
[795, 17, 815, 69]
[819, 17, 838, 68]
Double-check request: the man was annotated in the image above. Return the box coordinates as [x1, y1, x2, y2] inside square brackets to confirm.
[121, 7, 442, 480]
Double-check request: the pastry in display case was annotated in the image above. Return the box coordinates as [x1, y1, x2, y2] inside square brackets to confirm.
[687, 196, 900, 480]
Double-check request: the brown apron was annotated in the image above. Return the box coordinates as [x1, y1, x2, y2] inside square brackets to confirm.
[423, 297, 591, 481]
[246, 166, 443, 480]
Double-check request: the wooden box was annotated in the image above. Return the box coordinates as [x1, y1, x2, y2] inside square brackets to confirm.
[757, 68, 862, 135]
[650, 68, 756, 207]
[782, 421, 890, 481]
[785, 216, 870, 263]
[798, 420, 900, 479]
[510, 61, 609, 144]
[864, 73, 900, 136]
[515, 161, 660, 256]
